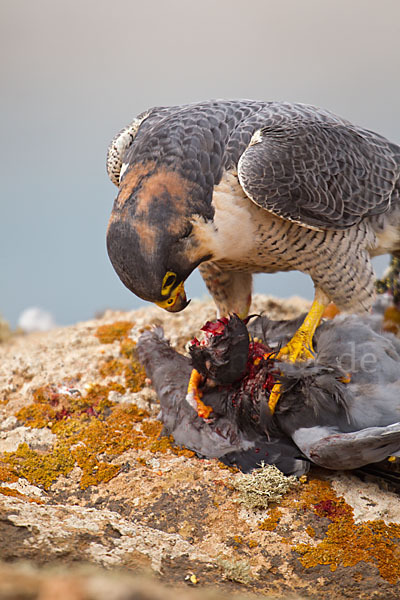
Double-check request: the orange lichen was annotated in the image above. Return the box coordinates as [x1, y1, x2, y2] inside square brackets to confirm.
[6, 379, 194, 490]
[141, 421, 163, 438]
[296, 477, 337, 509]
[5, 401, 153, 490]
[95, 321, 134, 344]
[16, 383, 118, 431]
[258, 507, 282, 531]
[293, 477, 400, 584]
[16, 387, 58, 428]
[1, 319, 195, 492]
[217, 462, 239, 473]
[232, 535, 244, 547]
[120, 337, 137, 358]
[306, 525, 316, 538]
[123, 361, 146, 392]
[0, 463, 19, 483]
[72, 444, 121, 488]
[0, 485, 43, 504]
[98, 358, 125, 378]
[147, 433, 196, 458]
[97, 335, 146, 393]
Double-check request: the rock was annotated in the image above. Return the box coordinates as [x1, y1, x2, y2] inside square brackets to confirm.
[0, 295, 399, 599]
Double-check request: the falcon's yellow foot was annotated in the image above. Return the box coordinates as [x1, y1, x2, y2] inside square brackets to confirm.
[186, 368, 213, 419]
[276, 327, 316, 362]
[268, 295, 328, 414]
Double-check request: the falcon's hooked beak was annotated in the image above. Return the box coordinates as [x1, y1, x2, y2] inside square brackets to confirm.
[156, 273, 191, 312]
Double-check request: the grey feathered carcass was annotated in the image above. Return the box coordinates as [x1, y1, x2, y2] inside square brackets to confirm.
[136, 312, 400, 478]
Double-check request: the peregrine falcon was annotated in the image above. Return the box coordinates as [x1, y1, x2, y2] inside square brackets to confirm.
[106, 100, 400, 385]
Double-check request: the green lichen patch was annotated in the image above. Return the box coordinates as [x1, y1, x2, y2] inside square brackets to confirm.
[217, 557, 253, 584]
[233, 463, 298, 510]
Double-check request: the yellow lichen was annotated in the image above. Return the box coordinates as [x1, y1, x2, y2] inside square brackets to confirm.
[5, 401, 152, 490]
[292, 477, 400, 584]
[16, 388, 58, 428]
[0, 319, 193, 492]
[84, 382, 125, 408]
[16, 383, 118, 432]
[95, 321, 134, 344]
[258, 506, 282, 531]
[4, 443, 75, 490]
[0, 463, 19, 483]
[5, 384, 193, 490]
[216, 462, 239, 473]
[0, 463, 18, 483]
[98, 337, 146, 393]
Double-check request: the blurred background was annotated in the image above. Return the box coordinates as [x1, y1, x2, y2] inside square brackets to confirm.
[1, 0, 399, 329]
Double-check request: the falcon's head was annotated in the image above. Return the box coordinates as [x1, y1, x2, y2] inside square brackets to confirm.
[106, 152, 214, 312]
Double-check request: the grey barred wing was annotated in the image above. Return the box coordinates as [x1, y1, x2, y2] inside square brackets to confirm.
[237, 116, 400, 230]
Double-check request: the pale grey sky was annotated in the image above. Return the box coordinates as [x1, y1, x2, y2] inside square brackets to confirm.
[1, 0, 399, 326]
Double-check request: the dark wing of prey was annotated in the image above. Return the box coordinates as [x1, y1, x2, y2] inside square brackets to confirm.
[238, 107, 400, 230]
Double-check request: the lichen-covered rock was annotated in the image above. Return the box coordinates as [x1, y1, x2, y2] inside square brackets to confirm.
[0, 295, 400, 599]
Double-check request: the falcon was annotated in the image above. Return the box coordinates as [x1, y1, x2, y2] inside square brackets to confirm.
[106, 99, 400, 398]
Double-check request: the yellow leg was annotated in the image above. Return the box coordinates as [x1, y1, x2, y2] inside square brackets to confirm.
[268, 290, 329, 414]
[186, 368, 213, 419]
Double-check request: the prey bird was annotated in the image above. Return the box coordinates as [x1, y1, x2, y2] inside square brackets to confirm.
[106, 100, 400, 401]
[137, 313, 400, 476]
[137, 317, 310, 477]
